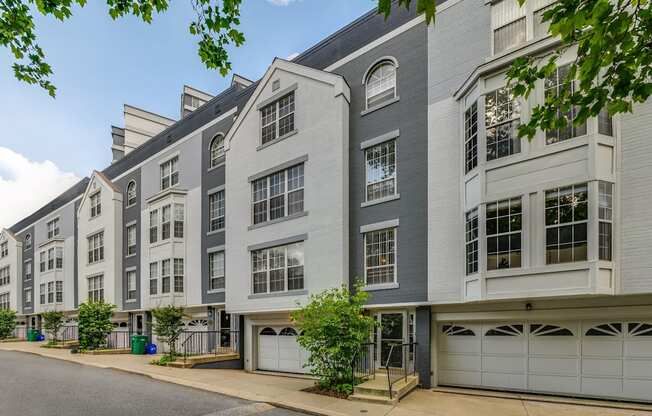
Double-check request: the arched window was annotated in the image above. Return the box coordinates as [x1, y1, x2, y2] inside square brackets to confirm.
[210, 134, 225, 168]
[279, 327, 298, 336]
[126, 181, 137, 207]
[24, 234, 32, 250]
[365, 60, 397, 109]
[259, 327, 277, 336]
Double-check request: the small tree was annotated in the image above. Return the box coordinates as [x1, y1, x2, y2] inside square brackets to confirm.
[0, 309, 17, 340]
[291, 282, 377, 395]
[78, 301, 115, 350]
[41, 311, 65, 343]
[151, 306, 186, 358]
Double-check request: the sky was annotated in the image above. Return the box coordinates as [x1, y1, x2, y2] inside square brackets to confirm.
[0, 0, 375, 230]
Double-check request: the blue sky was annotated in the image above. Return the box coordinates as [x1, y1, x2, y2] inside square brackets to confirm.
[0, 0, 375, 228]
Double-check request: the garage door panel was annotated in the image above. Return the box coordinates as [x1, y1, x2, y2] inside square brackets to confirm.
[482, 373, 526, 389]
[624, 359, 652, 379]
[529, 357, 579, 376]
[439, 370, 482, 386]
[529, 338, 578, 356]
[624, 340, 652, 358]
[582, 377, 623, 397]
[624, 379, 652, 401]
[482, 338, 526, 355]
[439, 353, 481, 372]
[582, 358, 622, 377]
[482, 355, 525, 373]
[440, 337, 481, 354]
[528, 375, 579, 394]
[581, 340, 622, 357]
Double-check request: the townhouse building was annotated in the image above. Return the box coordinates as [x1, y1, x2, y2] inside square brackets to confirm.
[4, 0, 652, 404]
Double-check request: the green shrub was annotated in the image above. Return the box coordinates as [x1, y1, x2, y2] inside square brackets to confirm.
[150, 354, 177, 366]
[42, 311, 65, 342]
[151, 306, 185, 357]
[78, 301, 115, 350]
[0, 309, 17, 340]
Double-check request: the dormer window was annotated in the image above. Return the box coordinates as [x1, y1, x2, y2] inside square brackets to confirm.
[90, 191, 102, 218]
[160, 156, 179, 190]
[261, 92, 295, 145]
[210, 134, 225, 168]
[365, 60, 397, 109]
[126, 181, 137, 207]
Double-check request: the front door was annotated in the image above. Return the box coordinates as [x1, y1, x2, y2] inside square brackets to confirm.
[379, 312, 405, 368]
[219, 311, 231, 347]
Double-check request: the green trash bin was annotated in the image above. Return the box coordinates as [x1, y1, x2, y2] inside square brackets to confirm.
[27, 329, 38, 342]
[131, 335, 147, 355]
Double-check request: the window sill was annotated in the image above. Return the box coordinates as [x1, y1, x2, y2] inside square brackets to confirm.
[360, 96, 400, 117]
[208, 159, 226, 172]
[256, 130, 299, 151]
[125, 203, 137, 209]
[125, 299, 137, 304]
[87, 260, 104, 266]
[150, 238, 184, 249]
[362, 282, 399, 291]
[248, 289, 308, 300]
[207, 228, 225, 236]
[248, 211, 308, 231]
[361, 194, 400, 208]
[207, 289, 225, 294]
[126, 253, 137, 259]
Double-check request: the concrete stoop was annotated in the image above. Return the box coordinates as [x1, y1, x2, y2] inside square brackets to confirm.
[350, 373, 419, 405]
[166, 352, 240, 369]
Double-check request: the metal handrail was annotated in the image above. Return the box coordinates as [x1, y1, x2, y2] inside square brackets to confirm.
[384, 342, 417, 400]
[181, 329, 240, 363]
[352, 342, 376, 384]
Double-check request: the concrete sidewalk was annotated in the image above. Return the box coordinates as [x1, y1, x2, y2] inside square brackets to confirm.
[2, 342, 651, 416]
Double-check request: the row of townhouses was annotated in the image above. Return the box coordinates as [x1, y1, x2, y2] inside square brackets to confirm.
[1, 0, 652, 403]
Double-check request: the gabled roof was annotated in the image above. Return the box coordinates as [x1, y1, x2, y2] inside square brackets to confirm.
[0, 228, 18, 243]
[77, 170, 121, 216]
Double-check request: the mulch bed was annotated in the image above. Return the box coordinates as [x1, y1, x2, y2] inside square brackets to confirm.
[302, 385, 350, 400]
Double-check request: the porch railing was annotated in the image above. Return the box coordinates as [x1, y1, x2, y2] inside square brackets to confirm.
[103, 330, 132, 350]
[384, 342, 417, 400]
[181, 330, 240, 364]
[352, 342, 376, 383]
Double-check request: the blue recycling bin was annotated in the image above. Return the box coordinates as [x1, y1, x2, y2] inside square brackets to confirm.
[145, 343, 157, 355]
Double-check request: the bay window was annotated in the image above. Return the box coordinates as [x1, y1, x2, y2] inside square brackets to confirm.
[465, 209, 479, 275]
[599, 182, 613, 261]
[545, 183, 588, 264]
[486, 198, 522, 270]
[485, 87, 521, 161]
[545, 64, 586, 144]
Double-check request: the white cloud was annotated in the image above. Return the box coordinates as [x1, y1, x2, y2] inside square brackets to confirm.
[267, 0, 300, 6]
[0, 147, 80, 230]
[286, 52, 300, 61]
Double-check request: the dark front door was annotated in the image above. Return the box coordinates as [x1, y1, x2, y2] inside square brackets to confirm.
[220, 311, 231, 348]
[380, 313, 404, 368]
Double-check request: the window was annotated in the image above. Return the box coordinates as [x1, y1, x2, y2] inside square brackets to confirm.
[90, 191, 101, 218]
[209, 191, 225, 232]
[442, 325, 475, 336]
[161, 205, 171, 240]
[0, 242, 7, 258]
[149, 210, 158, 244]
[25, 261, 32, 280]
[126, 181, 137, 207]
[533, 3, 555, 38]
[0, 267, 9, 286]
[149, 262, 158, 295]
[174, 204, 184, 238]
[39, 252, 46, 273]
[365, 61, 397, 109]
[173, 259, 184, 293]
[209, 251, 225, 291]
[487, 198, 522, 270]
[160, 156, 179, 190]
[485, 324, 524, 336]
[261, 91, 295, 145]
[127, 271, 137, 300]
[25, 288, 32, 305]
[599, 181, 613, 261]
[0, 293, 9, 310]
[252, 242, 304, 294]
[494, 17, 526, 54]
[545, 65, 586, 144]
[464, 102, 478, 173]
[55, 247, 63, 269]
[364, 228, 396, 285]
[545, 183, 588, 264]
[39, 283, 45, 304]
[530, 324, 573, 336]
[55, 280, 63, 303]
[586, 323, 622, 337]
[210, 134, 225, 168]
[88, 275, 104, 302]
[47, 218, 60, 239]
[465, 209, 479, 275]
[47, 282, 54, 303]
[87, 232, 104, 264]
[127, 224, 137, 256]
[598, 108, 614, 136]
[47, 248, 54, 270]
[161, 259, 171, 294]
[24, 234, 32, 250]
[252, 164, 304, 225]
[365, 140, 397, 202]
[485, 87, 521, 161]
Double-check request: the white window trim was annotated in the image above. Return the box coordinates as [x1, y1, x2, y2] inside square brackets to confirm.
[159, 154, 180, 191]
[363, 227, 398, 288]
[363, 138, 398, 204]
[126, 181, 137, 208]
[209, 133, 226, 169]
[362, 57, 399, 112]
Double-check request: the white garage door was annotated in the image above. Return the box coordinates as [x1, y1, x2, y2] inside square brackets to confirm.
[257, 327, 310, 374]
[438, 321, 652, 402]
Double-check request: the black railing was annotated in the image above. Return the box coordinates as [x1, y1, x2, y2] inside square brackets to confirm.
[384, 342, 417, 400]
[181, 330, 240, 363]
[352, 342, 376, 384]
[104, 330, 132, 350]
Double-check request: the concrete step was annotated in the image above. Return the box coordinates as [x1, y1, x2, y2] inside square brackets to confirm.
[167, 353, 240, 369]
[351, 375, 419, 404]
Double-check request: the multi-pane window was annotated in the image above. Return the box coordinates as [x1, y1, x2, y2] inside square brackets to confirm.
[208, 191, 225, 232]
[599, 182, 613, 261]
[598, 108, 614, 136]
[494, 17, 526, 54]
[88, 275, 104, 302]
[55, 247, 63, 269]
[149, 210, 158, 244]
[364, 228, 396, 285]
[40, 252, 46, 272]
[210, 134, 225, 168]
[126, 181, 137, 207]
[486, 198, 522, 270]
[464, 102, 478, 173]
[174, 204, 184, 238]
[25, 261, 32, 280]
[261, 92, 295, 145]
[0, 293, 9, 310]
[209, 251, 225, 291]
[545, 183, 588, 264]
[127, 224, 137, 256]
[485, 87, 521, 161]
[366, 61, 397, 109]
[25, 288, 32, 305]
[90, 191, 101, 218]
[161, 205, 171, 240]
[149, 262, 158, 296]
[545, 65, 586, 144]
[88, 232, 104, 264]
[533, 3, 555, 38]
[0, 267, 9, 286]
[465, 209, 479, 275]
[0, 242, 7, 258]
[47, 218, 60, 239]
[47, 248, 54, 270]
[160, 156, 179, 190]
[39, 283, 45, 304]
[55, 280, 63, 303]
[161, 259, 171, 294]
[173, 259, 184, 293]
[252, 164, 304, 225]
[47, 282, 54, 303]
[252, 242, 304, 294]
[365, 140, 397, 202]
[127, 271, 137, 300]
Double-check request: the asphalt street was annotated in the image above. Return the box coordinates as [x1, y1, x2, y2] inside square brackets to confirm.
[0, 350, 306, 416]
